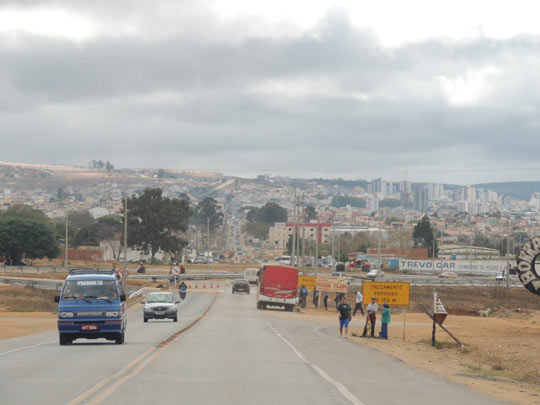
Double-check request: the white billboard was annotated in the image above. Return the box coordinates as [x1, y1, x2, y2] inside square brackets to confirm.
[399, 259, 510, 275]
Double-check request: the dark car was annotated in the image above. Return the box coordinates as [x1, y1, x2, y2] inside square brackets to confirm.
[232, 279, 250, 294]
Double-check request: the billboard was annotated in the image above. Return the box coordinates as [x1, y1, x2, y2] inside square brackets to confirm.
[316, 276, 348, 293]
[363, 282, 410, 306]
[399, 260, 509, 275]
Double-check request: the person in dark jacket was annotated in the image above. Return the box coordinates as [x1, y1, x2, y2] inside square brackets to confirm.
[312, 288, 320, 308]
[337, 296, 352, 338]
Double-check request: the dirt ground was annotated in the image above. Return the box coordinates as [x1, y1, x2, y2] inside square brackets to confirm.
[0, 311, 56, 340]
[301, 301, 540, 404]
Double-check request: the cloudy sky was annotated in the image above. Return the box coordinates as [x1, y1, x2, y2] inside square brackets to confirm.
[1, 0, 540, 185]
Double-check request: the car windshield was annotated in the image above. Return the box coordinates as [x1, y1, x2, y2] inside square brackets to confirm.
[235, 280, 248, 285]
[147, 294, 173, 303]
[62, 280, 118, 300]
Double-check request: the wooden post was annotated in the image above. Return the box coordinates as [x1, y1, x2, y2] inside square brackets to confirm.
[403, 308, 406, 341]
[431, 316, 436, 346]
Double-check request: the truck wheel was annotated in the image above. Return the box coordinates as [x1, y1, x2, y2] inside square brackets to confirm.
[115, 332, 125, 345]
[143, 317, 148, 323]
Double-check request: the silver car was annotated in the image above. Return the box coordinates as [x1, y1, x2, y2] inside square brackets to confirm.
[142, 292, 179, 322]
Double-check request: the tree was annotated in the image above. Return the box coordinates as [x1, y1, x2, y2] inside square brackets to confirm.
[73, 223, 102, 246]
[0, 218, 60, 264]
[413, 215, 437, 257]
[245, 202, 287, 239]
[68, 210, 95, 229]
[73, 215, 123, 259]
[191, 197, 223, 231]
[126, 188, 190, 259]
[305, 205, 317, 221]
[1, 205, 49, 223]
[250, 202, 287, 223]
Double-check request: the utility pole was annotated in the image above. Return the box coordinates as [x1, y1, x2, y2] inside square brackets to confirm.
[432, 229, 436, 272]
[337, 234, 340, 266]
[123, 196, 128, 294]
[301, 193, 306, 276]
[331, 231, 335, 267]
[506, 218, 510, 288]
[291, 189, 297, 268]
[207, 217, 210, 272]
[315, 218, 320, 275]
[64, 212, 69, 268]
[377, 227, 381, 270]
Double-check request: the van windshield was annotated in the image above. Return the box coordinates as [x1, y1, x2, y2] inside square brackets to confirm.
[62, 280, 119, 300]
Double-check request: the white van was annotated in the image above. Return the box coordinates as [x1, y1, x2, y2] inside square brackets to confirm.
[243, 268, 259, 285]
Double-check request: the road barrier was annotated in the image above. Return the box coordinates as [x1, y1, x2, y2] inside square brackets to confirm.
[0, 276, 140, 294]
[186, 282, 225, 291]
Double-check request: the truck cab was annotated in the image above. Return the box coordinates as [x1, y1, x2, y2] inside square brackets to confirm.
[55, 269, 127, 345]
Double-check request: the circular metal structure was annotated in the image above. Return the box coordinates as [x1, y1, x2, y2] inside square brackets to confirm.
[516, 236, 540, 296]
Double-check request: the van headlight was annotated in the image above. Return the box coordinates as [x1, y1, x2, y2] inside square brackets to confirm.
[60, 312, 74, 318]
[105, 311, 119, 317]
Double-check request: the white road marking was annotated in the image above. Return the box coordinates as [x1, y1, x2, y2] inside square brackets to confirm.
[265, 321, 365, 405]
[0, 339, 57, 356]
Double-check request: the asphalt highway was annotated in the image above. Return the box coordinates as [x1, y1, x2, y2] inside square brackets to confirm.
[0, 289, 508, 405]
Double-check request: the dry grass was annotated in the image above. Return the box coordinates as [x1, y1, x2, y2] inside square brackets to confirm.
[0, 285, 57, 312]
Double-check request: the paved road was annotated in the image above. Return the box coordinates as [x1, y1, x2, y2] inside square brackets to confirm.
[0, 289, 508, 404]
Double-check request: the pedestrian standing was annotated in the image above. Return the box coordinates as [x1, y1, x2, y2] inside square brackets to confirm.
[323, 291, 329, 310]
[362, 297, 378, 337]
[379, 303, 390, 339]
[313, 288, 320, 308]
[337, 296, 352, 338]
[353, 289, 364, 316]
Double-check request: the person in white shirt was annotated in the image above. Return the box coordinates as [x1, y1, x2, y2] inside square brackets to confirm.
[353, 290, 364, 316]
[362, 297, 379, 337]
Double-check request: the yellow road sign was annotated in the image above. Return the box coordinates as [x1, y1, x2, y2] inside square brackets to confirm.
[363, 282, 410, 306]
[316, 276, 348, 293]
[298, 275, 318, 290]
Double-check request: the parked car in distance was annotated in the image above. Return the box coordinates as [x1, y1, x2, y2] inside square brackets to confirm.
[142, 292, 179, 322]
[439, 271, 458, 278]
[366, 269, 384, 279]
[232, 279, 250, 294]
[495, 273, 505, 281]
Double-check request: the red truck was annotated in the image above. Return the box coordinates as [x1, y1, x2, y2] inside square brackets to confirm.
[256, 265, 298, 312]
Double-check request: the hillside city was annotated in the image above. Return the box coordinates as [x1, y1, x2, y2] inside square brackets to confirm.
[0, 161, 538, 266]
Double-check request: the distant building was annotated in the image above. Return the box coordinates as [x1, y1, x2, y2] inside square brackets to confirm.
[366, 196, 379, 213]
[413, 186, 428, 213]
[268, 222, 332, 251]
[439, 245, 500, 260]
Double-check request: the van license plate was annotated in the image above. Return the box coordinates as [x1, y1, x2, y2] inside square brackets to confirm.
[82, 325, 98, 331]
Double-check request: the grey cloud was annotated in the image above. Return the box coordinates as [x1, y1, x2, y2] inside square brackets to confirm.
[1, 7, 540, 184]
